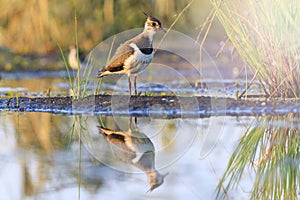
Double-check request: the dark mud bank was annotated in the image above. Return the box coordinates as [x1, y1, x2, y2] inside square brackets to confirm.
[0, 95, 299, 118]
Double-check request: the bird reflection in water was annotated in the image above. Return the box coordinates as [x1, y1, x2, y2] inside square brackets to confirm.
[98, 119, 168, 192]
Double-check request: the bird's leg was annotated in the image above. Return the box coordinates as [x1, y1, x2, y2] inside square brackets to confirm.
[129, 116, 138, 131]
[129, 116, 133, 127]
[134, 116, 137, 127]
[128, 75, 131, 95]
[134, 74, 137, 95]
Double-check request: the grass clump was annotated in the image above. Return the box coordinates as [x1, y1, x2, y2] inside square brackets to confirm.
[211, 0, 300, 98]
[216, 114, 300, 199]
[58, 13, 99, 100]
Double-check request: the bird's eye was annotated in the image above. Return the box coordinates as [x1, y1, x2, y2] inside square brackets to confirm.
[152, 22, 157, 26]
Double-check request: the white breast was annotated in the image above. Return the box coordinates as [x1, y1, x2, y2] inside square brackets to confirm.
[124, 43, 154, 74]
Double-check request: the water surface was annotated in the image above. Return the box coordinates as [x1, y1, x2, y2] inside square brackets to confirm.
[0, 112, 258, 199]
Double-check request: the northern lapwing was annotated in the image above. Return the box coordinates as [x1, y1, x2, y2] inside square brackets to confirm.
[98, 126, 168, 191]
[97, 13, 163, 95]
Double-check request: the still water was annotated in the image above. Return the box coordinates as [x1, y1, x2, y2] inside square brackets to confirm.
[0, 111, 257, 200]
[0, 44, 298, 199]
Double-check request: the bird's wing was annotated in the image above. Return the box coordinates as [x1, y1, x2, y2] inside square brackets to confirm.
[104, 42, 134, 72]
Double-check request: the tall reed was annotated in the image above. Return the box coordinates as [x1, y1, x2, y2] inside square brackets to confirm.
[211, 0, 300, 98]
[216, 114, 300, 199]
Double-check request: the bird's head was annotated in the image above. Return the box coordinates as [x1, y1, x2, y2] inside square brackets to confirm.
[147, 170, 169, 192]
[143, 12, 164, 35]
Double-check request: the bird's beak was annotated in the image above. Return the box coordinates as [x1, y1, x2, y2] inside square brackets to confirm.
[160, 27, 167, 33]
[146, 188, 152, 193]
[146, 172, 169, 193]
[163, 172, 169, 178]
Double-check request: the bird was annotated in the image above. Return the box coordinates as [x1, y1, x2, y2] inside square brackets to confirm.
[68, 45, 80, 70]
[97, 13, 164, 95]
[68, 45, 85, 71]
[98, 126, 168, 191]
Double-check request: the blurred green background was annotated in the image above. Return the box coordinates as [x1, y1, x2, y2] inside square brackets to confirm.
[0, 0, 223, 55]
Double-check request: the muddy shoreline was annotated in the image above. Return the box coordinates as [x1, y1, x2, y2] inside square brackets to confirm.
[0, 95, 299, 118]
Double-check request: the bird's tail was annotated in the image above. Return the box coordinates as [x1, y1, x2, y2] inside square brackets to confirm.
[97, 68, 106, 78]
[97, 126, 128, 138]
[97, 126, 113, 135]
